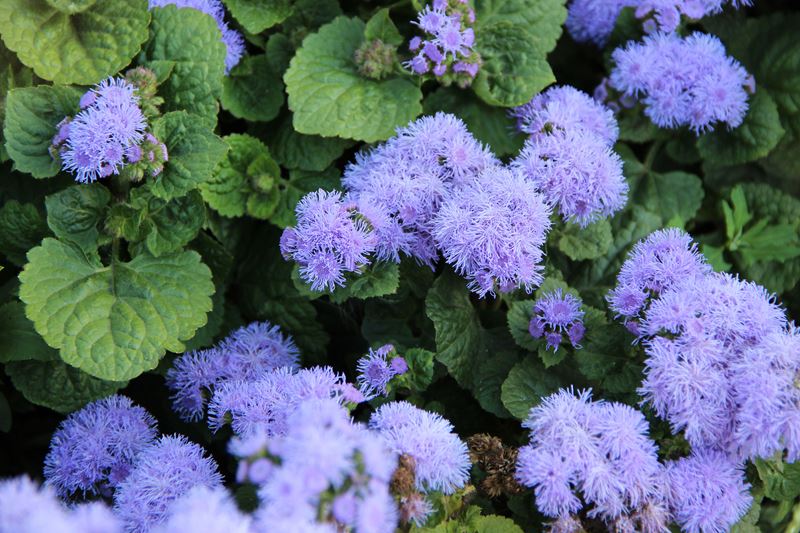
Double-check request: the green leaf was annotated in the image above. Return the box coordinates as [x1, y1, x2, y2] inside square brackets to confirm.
[0, 43, 35, 162]
[507, 299, 538, 351]
[756, 457, 800, 502]
[474, 515, 524, 533]
[738, 222, 800, 265]
[730, 185, 752, 232]
[702, 244, 732, 272]
[223, 0, 292, 34]
[0, 301, 57, 363]
[221, 54, 285, 122]
[0, 200, 49, 266]
[473, 0, 566, 107]
[150, 111, 229, 200]
[697, 91, 785, 166]
[268, 114, 354, 171]
[19, 238, 214, 381]
[3, 85, 81, 178]
[0, 0, 150, 85]
[556, 220, 613, 261]
[284, 16, 423, 142]
[395, 347, 435, 393]
[44, 0, 96, 14]
[140, 5, 227, 126]
[500, 356, 562, 419]
[423, 87, 524, 156]
[45, 184, 110, 252]
[6, 359, 125, 413]
[364, 8, 403, 47]
[329, 262, 401, 303]
[271, 167, 341, 228]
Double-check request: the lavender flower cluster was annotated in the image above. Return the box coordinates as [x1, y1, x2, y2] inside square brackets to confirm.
[405, 0, 481, 87]
[528, 289, 585, 351]
[147, 0, 244, 74]
[355, 344, 408, 400]
[51, 78, 168, 183]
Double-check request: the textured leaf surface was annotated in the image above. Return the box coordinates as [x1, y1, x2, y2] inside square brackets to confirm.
[284, 16, 422, 142]
[557, 220, 614, 261]
[45, 184, 110, 252]
[330, 262, 400, 303]
[501, 356, 562, 420]
[19, 238, 214, 380]
[224, 0, 292, 34]
[0, 0, 149, 84]
[269, 114, 354, 171]
[222, 55, 285, 122]
[0, 201, 49, 266]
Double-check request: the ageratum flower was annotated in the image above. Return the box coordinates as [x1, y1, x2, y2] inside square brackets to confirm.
[148, 0, 244, 73]
[70, 502, 123, 533]
[0, 476, 73, 533]
[113, 435, 223, 533]
[635, 0, 753, 34]
[565, 0, 627, 46]
[151, 486, 252, 533]
[281, 190, 378, 292]
[44, 395, 158, 497]
[59, 77, 148, 183]
[370, 401, 470, 494]
[343, 113, 496, 266]
[356, 344, 407, 400]
[528, 289, 586, 351]
[610, 32, 751, 132]
[432, 165, 551, 297]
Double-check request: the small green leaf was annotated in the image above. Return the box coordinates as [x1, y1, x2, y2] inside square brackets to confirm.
[702, 244, 732, 272]
[0, 0, 150, 85]
[538, 345, 566, 368]
[223, 0, 292, 34]
[284, 16, 423, 142]
[45, 184, 110, 252]
[0, 200, 49, 266]
[19, 238, 214, 380]
[0, 301, 58, 363]
[329, 262, 401, 303]
[364, 8, 403, 47]
[395, 347, 435, 393]
[507, 299, 538, 351]
[3, 85, 81, 178]
[730, 185, 752, 232]
[6, 359, 125, 413]
[271, 167, 341, 228]
[556, 220, 613, 261]
[738, 222, 800, 265]
[756, 457, 800, 502]
[221, 55, 285, 122]
[500, 356, 562, 420]
[140, 5, 227, 126]
[150, 111, 229, 200]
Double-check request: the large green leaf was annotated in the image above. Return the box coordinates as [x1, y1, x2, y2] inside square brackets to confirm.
[45, 184, 111, 252]
[556, 220, 614, 261]
[284, 16, 423, 142]
[0, 201, 49, 266]
[0, 42, 34, 162]
[223, 0, 292, 34]
[500, 356, 562, 420]
[140, 5, 227, 126]
[0, 0, 150, 84]
[0, 301, 57, 363]
[221, 54, 285, 122]
[150, 111, 229, 200]
[3, 85, 81, 178]
[19, 238, 214, 381]
[6, 359, 125, 413]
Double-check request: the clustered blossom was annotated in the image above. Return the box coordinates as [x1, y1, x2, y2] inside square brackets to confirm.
[166, 320, 300, 421]
[405, 0, 480, 87]
[54, 77, 154, 183]
[515, 389, 667, 531]
[148, 0, 244, 73]
[528, 289, 585, 351]
[511, 86, 627, 227]
[43, 395, 158, 497]
[280, 190, 377, 292]
[433, 166, 551, 296]
[150, 486, 252, 533]
[609, 32, 752, 132]
[356, 344, 408, 400]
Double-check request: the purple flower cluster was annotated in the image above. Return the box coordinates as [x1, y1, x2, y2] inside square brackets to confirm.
[515, 389, 666, 530]
[166, 321, 300, 421]
[607, 228, 711, 334]
[55, 78, 149, 183]
[609, 32, 752, 132]
[370, 401, 470, 495]
[356, 344, 408, 400]
[565, 0, 628, 46]
[528, 289, 585, 351]
[511, 86, 627, 227]
[150, 486, 252, 533]
[44, 395, 158, 498]
[148, 0, 244, 73]
[230, 398, 399, 533]
[280, 190, 377, 292]
[405, 0, 480, 87]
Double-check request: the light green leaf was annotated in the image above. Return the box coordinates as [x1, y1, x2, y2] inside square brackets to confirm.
[0, 200, 49, 266]
[556, 220, 613, 261]
[45, 184, 110, 252]
[284, 16, 423, 142]
[150, 111, 229, 200]
[223, 0, 292, 34]
[44, 0, 96, 14]
[395, 348, 435, 393]
[330, 262, 401, 303]
[3, 85, 81, 178]
[756, 457, 800, 502]
[633, 170, 704, 224]
[221, 54, 285, 122]
[140, 5, 227, 126]
[0, 301, 57, 363]
[271, 167, 341, 228]
[19, 238, 214, 381]
[738, 222, 800, 265]
[474, 515, 525, 533]
[702, 244, 732, 272]
[268, 114, 354, 171]
[6, 359, 125, 413]
[500, 356, 561, 420]
[0, 0, 150, 85]
[364, 8, 403, 47]
[697, 91, 785, 166]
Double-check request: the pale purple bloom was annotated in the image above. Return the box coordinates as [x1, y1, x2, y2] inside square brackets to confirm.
[356, 344, 406, 400]
[432, 165, 551, 297]
[113, 435, 223, 533]
[148, 0, 244, 73]
[70, 502, 123, 533]
[666, 451, 751, 533]
[610, 32, 751, 133]
[529, 289, 585, 351]
[355, 487, 399, 533]
[370, 401, 470, 494]
[44, 395, 158, 498]
[566, 0, 628, 46]
[0, 476, 73, 533]
[151, 486, 252, 533]
[280, 190, 377, 291]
